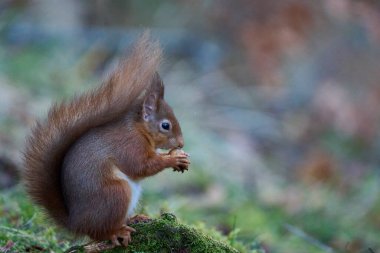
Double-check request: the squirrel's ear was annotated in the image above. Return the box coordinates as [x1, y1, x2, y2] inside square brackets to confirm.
[143, 92, 158, 122]
[143, 73, 163, 122]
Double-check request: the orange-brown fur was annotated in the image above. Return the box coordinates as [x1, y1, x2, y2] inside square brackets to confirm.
[22, 33, 190, 243]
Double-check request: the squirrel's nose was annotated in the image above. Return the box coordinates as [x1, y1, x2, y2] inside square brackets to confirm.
[177, 137, 184, 149]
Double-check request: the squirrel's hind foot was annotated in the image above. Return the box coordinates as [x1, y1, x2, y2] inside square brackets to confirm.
[111, 225, 136, 247]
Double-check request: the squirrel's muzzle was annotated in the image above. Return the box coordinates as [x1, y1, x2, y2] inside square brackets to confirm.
[177, 137, 184, 149]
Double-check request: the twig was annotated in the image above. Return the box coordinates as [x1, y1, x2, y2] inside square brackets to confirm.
[65, 241, 115, 253]
[284, 223, 335, 253]
[0, 225, 37, 240]
[21, 213, 37, 229]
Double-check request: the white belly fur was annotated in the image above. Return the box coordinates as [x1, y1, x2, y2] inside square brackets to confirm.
[113, 167, 142, 216]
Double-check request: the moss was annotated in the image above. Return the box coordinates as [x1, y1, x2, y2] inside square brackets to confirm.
[70, 213, 239, 253]
[1, 187, 255, 252]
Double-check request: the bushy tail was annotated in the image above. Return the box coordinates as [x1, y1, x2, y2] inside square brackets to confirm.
[23, 32, 162, 226]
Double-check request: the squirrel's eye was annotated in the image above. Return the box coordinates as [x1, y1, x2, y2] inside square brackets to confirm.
[160, 120, 171, 132]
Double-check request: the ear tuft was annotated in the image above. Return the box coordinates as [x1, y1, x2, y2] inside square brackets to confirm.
[151, 72, 164, 99]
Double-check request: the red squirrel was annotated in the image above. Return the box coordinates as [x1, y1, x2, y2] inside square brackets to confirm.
[22, 33, 190, 247]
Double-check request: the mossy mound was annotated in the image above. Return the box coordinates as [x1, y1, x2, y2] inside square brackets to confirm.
[71, 213, 239, 253]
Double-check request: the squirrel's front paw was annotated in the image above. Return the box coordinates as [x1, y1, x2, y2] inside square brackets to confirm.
[168, 149, 190, 173]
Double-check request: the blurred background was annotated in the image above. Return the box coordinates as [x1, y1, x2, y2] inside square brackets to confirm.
[1, 0, 380, 252]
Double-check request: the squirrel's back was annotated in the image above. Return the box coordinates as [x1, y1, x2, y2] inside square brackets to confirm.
[22, 33, 162, 227]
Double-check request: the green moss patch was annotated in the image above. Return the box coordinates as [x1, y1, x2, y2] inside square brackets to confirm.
[69, 213, 239, 253]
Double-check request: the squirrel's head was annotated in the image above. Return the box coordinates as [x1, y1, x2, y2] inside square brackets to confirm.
[142, 73, 184, 150]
